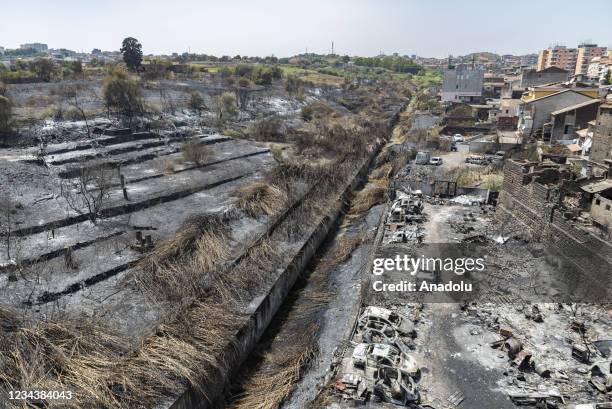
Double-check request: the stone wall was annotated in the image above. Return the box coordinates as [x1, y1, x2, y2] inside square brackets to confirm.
[591, 104, 612, 162]
[496, 160, 612, 286]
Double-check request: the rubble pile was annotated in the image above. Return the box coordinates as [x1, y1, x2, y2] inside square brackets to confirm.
[329, 306, 427, 407]
[384, 192, 426, 244]
[460, 302, 612, 407]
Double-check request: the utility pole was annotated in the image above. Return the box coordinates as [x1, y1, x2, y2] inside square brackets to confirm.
[331, 41, 334, 55]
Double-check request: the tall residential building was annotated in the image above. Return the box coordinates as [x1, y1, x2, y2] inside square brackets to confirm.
[575, 43, 607, 76]
[537, 46, 577, 72]
[520, 54, 538, 68]
[20, 43, 48, 52]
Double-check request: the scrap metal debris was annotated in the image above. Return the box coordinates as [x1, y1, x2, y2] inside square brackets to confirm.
[329, 306, 424, 406]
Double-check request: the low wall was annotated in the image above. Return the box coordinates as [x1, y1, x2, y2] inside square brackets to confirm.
[468, 141, 520, 153]
[391, 180, 490, 200]
[168, 148, 379, 409]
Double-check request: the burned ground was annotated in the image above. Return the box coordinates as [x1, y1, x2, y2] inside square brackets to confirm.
[0, 74, 410, 408]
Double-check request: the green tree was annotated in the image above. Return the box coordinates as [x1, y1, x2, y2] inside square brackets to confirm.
[102, 66, 143, 125]
[32, 58, 57, 82]
[120, 37, 143, 71]
[604, 70, 611, 85]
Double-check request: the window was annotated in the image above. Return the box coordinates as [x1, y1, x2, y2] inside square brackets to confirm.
[596, 199, 601, 205]
[606, 204, 611, 211]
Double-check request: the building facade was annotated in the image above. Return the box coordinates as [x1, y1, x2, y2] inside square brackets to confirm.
[517, 67, 570, 89]
[537, 46, 577, 72]
[20, 43, 48, 52]
[518, 90, 593, 137]
[587, 55, 612, 83]
[441, 65, 484, 103]
[520, 54, 538, 68]
[591, 103, 612, 162]
[575, 43, 607, 76]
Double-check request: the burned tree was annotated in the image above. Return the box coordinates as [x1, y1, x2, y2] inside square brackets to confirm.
[0, 196, 15, 261]
[60, 165, 113, 224]
[215, 92, 238, 127]
[188, 91, 205, 115]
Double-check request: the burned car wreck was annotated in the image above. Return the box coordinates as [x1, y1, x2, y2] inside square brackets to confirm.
[330, 306, 424, 406]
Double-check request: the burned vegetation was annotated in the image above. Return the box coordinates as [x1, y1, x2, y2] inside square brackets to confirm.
[0, 66, 410, 409]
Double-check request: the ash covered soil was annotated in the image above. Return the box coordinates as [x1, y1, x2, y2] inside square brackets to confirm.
[0, 130, 276, 336]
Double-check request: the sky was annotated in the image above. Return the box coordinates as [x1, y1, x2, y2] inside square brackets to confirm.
[1, 0, 611, 58]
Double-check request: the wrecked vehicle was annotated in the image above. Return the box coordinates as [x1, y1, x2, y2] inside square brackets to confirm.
[590, 360, 612, 393]
[333, 367, 420, 406]
[352, 342, 421, 379]
[372, 367, 420, 405]
[358, 306, 417, 339]
[465, 154, 485, 165]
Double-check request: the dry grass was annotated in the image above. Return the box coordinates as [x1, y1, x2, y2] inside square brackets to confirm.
[347, 178, 389, 216]
[233, 181, 288, 218]
[181, 140, 211, 165]
[311, 233, 365, 287]
[209, 238, 284, 303]
[0, 302, 244, 409]
[0, 311, 131, 409]
[127, 213, 232, 302]
[226, 231, 367, 409]
[443, 165, 503, 189]
[228, 328, 317, 409]
[158, 158, 177, 175]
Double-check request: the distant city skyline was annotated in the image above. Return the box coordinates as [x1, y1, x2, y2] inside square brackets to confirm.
[2, 0, 611, 58]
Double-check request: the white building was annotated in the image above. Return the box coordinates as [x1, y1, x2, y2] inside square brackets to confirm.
[20, 43, 48, 52]
[441, 65, 484, 103]
[587, 55, 612, 83]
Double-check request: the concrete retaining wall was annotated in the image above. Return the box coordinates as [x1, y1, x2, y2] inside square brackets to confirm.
[167, 148, 379, 409]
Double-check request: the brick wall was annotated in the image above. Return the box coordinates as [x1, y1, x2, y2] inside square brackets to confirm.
[496, 160, 612, 283]
[591, 105, 612, 162]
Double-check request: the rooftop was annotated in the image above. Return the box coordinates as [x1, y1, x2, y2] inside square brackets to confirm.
[550, 99, 602, 116]
[580, 179, 612, 194]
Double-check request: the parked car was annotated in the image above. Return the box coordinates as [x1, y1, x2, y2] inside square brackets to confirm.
[466, 155, 485, 165]
[414, 151, 431, 165]
[429, 156, 443, 166]
[452, 134, 464, 142]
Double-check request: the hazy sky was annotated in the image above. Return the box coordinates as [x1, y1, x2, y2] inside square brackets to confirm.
[2, 0, 611, 57]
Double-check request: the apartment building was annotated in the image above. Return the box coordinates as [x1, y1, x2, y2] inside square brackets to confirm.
[537, 46, 577, 72]
[19, 43, 48, 52]
[575, 43, 607, 76]
[588, 54, 612, 83]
